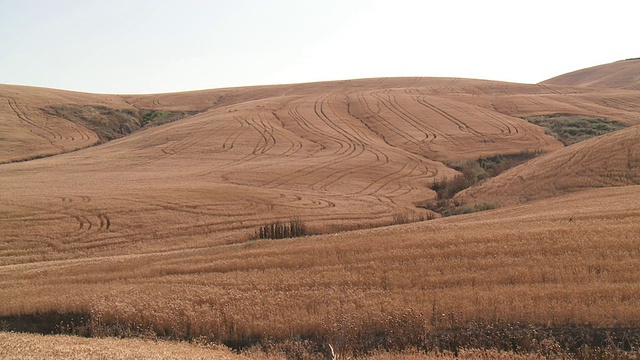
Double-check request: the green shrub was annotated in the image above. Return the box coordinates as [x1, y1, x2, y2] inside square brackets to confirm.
[422, 151, 539, 217]
[523, 115, 625, 146]
[44, 105, 198, 143]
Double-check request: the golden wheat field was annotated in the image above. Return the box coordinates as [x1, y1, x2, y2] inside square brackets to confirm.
[1, 60, 640, 358]
[0, 332, 549, 360]
[0, 332, 243, 360]
[1, 334, 557, 360]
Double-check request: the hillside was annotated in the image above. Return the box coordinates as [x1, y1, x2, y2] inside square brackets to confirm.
[541, 58, 640, 90]
[5, 76, 640, 264]
[2, 65, 640, 357]
[457, 125, 640, 206]
[5, 77, 640, 164]
[0, 78, 570, 265]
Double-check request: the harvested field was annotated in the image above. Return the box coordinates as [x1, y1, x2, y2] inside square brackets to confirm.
[0, 332, 552, 359]
[0, 332, 241, 360]
[458, 125, 640, 206]
[541, 58, 640, 90]
[1, 186, 639, 356]
[3, 78, 640, 263]
[2, 62, 640, 358]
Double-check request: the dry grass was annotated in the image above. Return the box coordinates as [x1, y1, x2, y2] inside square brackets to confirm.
[3, 77, 639, 265]
[1, 186, 639, 357]
[0, 332, 241, 360]
[458, 125, 640, 206]
[6, 74, 640, 164]
[2, 70, 640, 357]
[541, 58, 640, 90]
[0, 332, 553, 360]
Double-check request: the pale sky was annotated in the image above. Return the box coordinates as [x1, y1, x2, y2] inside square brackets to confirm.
[0, 0, 637, 94]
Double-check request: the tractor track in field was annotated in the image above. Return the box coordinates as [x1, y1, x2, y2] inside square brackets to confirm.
[98, 213, 111, 231]
[354, 159, 420, 196]
[249, 114, 278, 155]
[365, 89, 466, 158]
[473, 106, 521, 137]
[408, 92, 483, 145]
[74, 215, 92, 232]
[599, 96, 640, 112]
[287, 94, 424, 195]
[285, 98, 345, 152]
[354, 91, 429, 154]
[270, 111, 303, 157]
[261, 93, 439, 196]
[341, 97, 391, 162]
[193, 119, 267, 176]
[0, 195, 121, 250]
[387, 91, 440, 142]
[345, 93, 441, 186]
[369, 90, 432, 145]
[314, 93, 436, 195]
[195, 113, 292, 177]
[218, 116, 250, 152]
[538, 84, 561, 95]
[277, 94, 364, 191]
[159, 122, 219, 156]
[310, 94, 372, 192]
[262, 96, 363, 189]
[40, 110, 94, 143]
[2, 96, 65, 150]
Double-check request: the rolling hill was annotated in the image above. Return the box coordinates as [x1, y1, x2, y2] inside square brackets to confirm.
[4, 75, 640, 264]
[541, 58, 640, 90]
[2, 60, 640, 357]
[457, 124, 640, 206]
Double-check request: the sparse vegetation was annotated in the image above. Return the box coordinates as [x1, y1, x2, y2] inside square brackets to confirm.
[422, 199, 495, 217]
[523, 114, 626, 146]
[439, 151, 541, 198]
[421, 151, 540, 216]
[257, 214, 428, 241]
[2, 70, 640, 359]
[392, 212, 430, 224]
[139, 109, 183, 127]
[44, 105, 198, 143]
[258, 218, 308, 239]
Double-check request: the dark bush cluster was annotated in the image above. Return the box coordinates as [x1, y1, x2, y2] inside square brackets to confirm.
[258, 218, 308, 240]
[44, 105, 198, 143]
[524, 115, 626, 146]
[421, 151, 539, 217]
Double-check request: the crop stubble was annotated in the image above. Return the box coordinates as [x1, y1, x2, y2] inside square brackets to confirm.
[1, 76, 640, 355]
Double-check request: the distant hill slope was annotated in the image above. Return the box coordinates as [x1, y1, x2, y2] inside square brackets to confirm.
[0, 79, 556, 163]
[0, 85, 102, 163]
[2, 74, 640, 257]
[5, 59, 640, 164]
[457, 125, 640, 206]
[5, 76, 640, 163]
[541, 59, 640, 90]
[0, 80, 562, 263]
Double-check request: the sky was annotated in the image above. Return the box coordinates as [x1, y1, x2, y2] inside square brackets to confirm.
[0, 0, 638, 94]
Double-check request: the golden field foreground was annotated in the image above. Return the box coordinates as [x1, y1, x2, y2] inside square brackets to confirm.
[2, 185, 639, 325]
[1, 60, 640, 357]
[0, 333, 546, 360]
